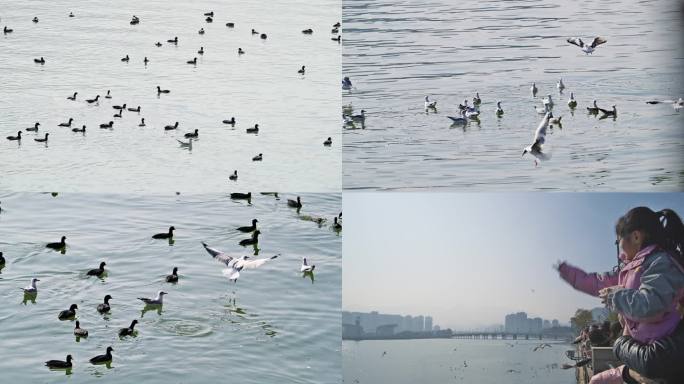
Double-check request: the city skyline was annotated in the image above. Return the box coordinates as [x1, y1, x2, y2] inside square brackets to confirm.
[343, 193, 684, 330]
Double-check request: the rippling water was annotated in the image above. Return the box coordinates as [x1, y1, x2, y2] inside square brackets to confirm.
[0, 192, 341, 383]
[0, 0, 341, 192]
[343, 339, 575, 384]
[342, 0, 684, 191]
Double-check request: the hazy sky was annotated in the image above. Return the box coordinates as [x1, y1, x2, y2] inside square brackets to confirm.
[343, 192, 684, 330]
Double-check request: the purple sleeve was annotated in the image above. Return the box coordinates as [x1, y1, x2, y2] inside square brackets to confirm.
[558, 262, 619, 297]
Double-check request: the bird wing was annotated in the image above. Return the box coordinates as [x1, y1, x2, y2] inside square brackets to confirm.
[533, 113, 550, 145]
[240, 254, 279, 269]
[566, 37, 583, 47]
[591, 37, 607, 48]
[202, 242, 234, 264]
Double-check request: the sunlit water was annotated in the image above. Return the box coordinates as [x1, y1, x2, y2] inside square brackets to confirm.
[342, 0, 684, 191]
[343, 339, 575, 384]
[0, 0, 341, 192]
[0, 192, 341, 383]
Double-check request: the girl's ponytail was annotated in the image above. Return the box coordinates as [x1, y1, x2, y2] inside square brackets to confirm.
[659, 209, 684, 266]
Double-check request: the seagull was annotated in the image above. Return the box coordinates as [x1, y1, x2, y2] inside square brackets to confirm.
[351, 110, 365, 122]
[22, 278, 39, 294]
[531, 83, 538, 97]
[567, 37, 607, 54]
[542, 94, 554, 109]
[557, 78, 565, 92]
[567, 92, 577, 108]
[496, 101, 504, 117]
[201, 242, 279, 283]
[301, 257, 315, 272]
[138, 291, 167, 305]
[177, 139, 192, 148]
[447, 110, 467, 124]
[522, 112, 552, 166]
[424, 96, 437, 110]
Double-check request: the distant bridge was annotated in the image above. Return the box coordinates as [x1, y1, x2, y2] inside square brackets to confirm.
[450, 331, 573, 341]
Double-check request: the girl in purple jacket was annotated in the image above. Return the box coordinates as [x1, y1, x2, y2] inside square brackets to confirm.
[556, 207, 684, 384]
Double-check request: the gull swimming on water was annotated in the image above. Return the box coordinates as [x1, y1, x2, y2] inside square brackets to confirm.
[301, 257, 315, 272]
[23, 278, 39, 294]
[522, 112, 552, 166]
[447, 109, 467, 124]
[567, 37, 607, 54]
[542, 94, 554, 109]
[138, 291, 167, 305]
[424, 96, 437, 110]
[557, 78, 565, 92]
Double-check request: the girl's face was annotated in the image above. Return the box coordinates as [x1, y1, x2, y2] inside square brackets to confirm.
[619, 230, 644, 261]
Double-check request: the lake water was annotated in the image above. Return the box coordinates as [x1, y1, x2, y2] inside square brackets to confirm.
[342, 0, 684, 191]
[0, 0, 341, 193]
[343, 339, 576, 384]
[0, 192, 341, 383]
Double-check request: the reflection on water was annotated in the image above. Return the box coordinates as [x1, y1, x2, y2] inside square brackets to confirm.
[342, 0, 684, 191]
[0, 192, 341, 383]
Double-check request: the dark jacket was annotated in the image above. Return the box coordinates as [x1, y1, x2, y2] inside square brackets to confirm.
[613, 321, 684, 383]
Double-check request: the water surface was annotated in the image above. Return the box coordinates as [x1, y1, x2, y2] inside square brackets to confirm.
[342, 0, 684, 191]
[0, 192, 341, 383]
[343, 338, 575, 383]
[0, 0, 341, 192]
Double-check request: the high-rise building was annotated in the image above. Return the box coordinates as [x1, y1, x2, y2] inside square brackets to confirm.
[425, 316, 433, 332]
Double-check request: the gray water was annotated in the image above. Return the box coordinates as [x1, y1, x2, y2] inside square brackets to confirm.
[342, 0, 684, 191]
[343, 339, 575, 384]
[0, 0, 341, 193]
[0, 192, 341, 383]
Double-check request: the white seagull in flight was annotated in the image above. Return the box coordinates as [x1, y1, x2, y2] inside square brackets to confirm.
[202, 242, 279, 283]
[566, 37, 607, 54]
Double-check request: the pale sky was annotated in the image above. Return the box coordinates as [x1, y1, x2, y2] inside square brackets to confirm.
[342, 192, 684, 330]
